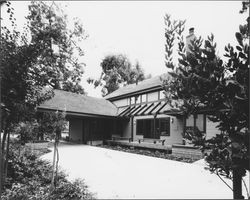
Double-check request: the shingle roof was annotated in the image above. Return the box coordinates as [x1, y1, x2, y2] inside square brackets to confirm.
[38, 89, 118, 117]
[105, 73, 169, 100]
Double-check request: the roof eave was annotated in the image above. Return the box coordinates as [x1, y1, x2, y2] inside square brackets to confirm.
[105, 85, 163, 101]
[37, 107, 118, 119]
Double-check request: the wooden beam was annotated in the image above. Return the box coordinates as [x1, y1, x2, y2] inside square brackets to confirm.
[118, 106, 130, 116]
[140, 103, 154, 115]
[133, 104, 147, 116]
[129, 105, 142, 116]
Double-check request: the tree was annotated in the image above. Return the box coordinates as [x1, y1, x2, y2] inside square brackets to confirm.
[88, 54, 147, 96]
[163, 3, 249, 198]
[0, 1, 53, 191]
[36, 111, 67, 191]
[0, 1, 87, 192]
[26, 1, 87, 94]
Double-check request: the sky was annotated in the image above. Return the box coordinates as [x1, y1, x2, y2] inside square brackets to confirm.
[1, 1, 247, 97]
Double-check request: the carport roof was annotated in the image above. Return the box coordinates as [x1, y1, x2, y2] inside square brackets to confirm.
[37, 89, 118, 117]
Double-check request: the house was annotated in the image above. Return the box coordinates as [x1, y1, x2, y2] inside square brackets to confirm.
[37, 74, 220, 148]
[37, 28, 220, 150]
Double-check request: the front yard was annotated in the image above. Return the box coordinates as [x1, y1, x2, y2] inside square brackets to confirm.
[41, 144, 245, 199]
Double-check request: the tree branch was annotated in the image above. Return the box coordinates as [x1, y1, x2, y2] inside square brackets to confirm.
[242, 177, 249, 199]
[216, 171, 233, 192]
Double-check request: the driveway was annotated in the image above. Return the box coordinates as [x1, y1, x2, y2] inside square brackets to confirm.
[41, 144, 248, 199]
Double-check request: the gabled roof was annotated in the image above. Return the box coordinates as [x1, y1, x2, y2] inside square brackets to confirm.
[105, 73, 169, 100]
[37, 89, 118, 117]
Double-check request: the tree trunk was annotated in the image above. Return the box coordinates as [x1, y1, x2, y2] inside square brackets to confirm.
[55, 140, 59, 187]
[50, 137, 57, 191]
[233, 168, 244, 199]
[0, 129, 2, 195]
[3, 131, 10, 183]
[1, 130, 7, 153]
[1, 122, 9, 190]
[51, 130, 60, 190]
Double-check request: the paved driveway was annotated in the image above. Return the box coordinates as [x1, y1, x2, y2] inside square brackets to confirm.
[41, 144, 247, 199]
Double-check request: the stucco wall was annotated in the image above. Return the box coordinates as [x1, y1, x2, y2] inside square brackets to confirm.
[112, 98, 128, 107]
[69, 118, 83, 143]
[206, 116, 220, 139]
[147, 91, 158, 102]
[160, 115, 183, 145]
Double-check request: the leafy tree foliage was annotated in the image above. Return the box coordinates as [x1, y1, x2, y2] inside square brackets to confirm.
[1, 0, 87, 129]
[87, 54, 147, 96]
[0, 2, 53, 190]
[163, 6, 249, 198]
[26, 1, 87, 94]
[0, 0, 87, 192]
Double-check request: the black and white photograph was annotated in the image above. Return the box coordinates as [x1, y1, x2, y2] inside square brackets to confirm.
[0, 0, 249, 199]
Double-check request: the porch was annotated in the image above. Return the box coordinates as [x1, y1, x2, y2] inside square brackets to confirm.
[105, 137, 203, 159]
[105, 139, 172, 152]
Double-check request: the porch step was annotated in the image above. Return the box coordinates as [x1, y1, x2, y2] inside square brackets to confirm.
[172, 144, 203, 159]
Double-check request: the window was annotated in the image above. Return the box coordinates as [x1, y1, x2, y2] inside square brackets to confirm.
[136, 117, 170, 138]
[138, 95, 142, 104]
[141, 94, 146, 102]
[136, 119, 154, 138]
[159, 118, 170, 136]
[130, 97, 135, 105]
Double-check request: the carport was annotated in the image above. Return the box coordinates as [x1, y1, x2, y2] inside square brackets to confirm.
[37, 89, 125, 144]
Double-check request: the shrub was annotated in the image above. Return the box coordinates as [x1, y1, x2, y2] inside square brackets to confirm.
[14, 121, 39, 143]
[2, 143, 95, 199]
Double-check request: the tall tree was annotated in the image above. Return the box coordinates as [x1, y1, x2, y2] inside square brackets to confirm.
[0, 1, 53, 190]
[88, 54, 147, 96]
[26, 1, 87, 94]
[0, 1, 87, 191]
[163, 3, 249, 198]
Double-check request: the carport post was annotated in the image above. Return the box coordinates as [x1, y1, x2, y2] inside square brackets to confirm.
[153, 114, 157, 138]
[90, 122, 92, 145]
[131, 116, 134, 142]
